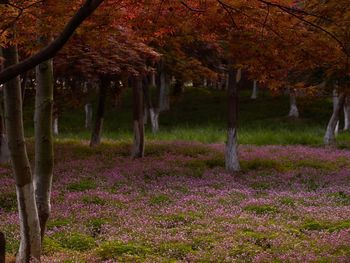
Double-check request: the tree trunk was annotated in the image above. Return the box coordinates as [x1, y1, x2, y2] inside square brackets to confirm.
[225, 67, 241, 172]
[143, 78, 159, 134]
[0, 232, 5, 263]
[90, 77, 108, 147]
[132, 77, 145, 158]
[143, 105, 149, 124]
[173, 79, 184, 96]
[344, 96, 350, 131]
[151, 71, 156, 87]
[149, 108, 159, 134]
[203, 78, 207, 87]
[0, 91, 10, 164]
[333, 89, 340, 136]
[158, 69, 170, 111]
[324, 90, 346, 146]
[0, 48, 10, 164]
[225, 73, 229, 90]
[251, 80, 258, 99]
[85, 103, 93, 129]
[288, 89, 299, 118]
[34, 57, 54, 241]
[52, 116, 59, 135]
[21, 71, 28, 106]
[3, 45, 41, 262]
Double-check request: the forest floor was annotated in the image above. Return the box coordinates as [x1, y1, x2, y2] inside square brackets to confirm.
[1, 140, 350, 262]
[23, 87, 350, 147]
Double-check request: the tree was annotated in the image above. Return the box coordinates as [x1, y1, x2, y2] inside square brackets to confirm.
[90, 76, 109, 147]
[3, 43, 41, 262]
[226, 66, 241, 171]
[34, 43, 54, 240]
[131, 76, 145, 158]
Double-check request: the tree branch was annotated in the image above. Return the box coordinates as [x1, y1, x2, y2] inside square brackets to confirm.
[0, 0, 104, 84]
[180, 1, 206, 12]
[257, 0, 347, 55]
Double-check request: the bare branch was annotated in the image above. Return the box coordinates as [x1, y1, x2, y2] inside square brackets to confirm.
[180, 1, 206, 12]
[258, 0, 347, 56]
[217, 0, 238, 28]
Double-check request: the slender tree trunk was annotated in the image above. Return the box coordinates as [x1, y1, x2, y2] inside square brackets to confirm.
[90, 77, 108, 147]
[51, 102, 59, 136]
[34, 56, 54, 241]
[333, 89, 340, 135]
[324, 90, 346, 146]
[0, 232, 5, 263]
[149, 108, 159, 134]
[0, 48, 9, 164]
[143, 78, 151, 125]
[288, 89, 299, 118]
[143, 77, 159, 133]
[132, 76, 145, 158]
[3, 45, 41, 262]
[158, 69, 170, 111]
[84, 103, 93, 129]
[225, 67, 241, 172]
[52, 116, 59, 135]
[251, 80, 258, 99]
[151, 71, 156, 87]
[143, 105, 149, 124]
[0, 91, 10, 164]
[173, 79, 184, 96]
[344, 96, 350, 131]
[21, 71, 28, 106]
[225, 73, 229, 90]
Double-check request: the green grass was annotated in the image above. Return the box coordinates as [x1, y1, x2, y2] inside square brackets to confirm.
[301, 219, 350, 232]
[243, 204, 279, 214]
[67, 179, 97, 192]
[149, 194, 172, 205]
[22, 86, 349, 146]
[52, 232, 96, 251]
[97, 240, 152, 260]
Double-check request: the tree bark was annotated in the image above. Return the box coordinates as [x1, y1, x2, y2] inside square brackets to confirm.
[225, 67, 241, 172]
[0, 232, 5, 263]
[143, 77, 159, 133]
[225, 73, 229, 90]
[158, 67, 170, 111]
[251, 80, 258, 99]
[132, 76, 145, 158]
[0, 48, 9, 164]
[173, 79, 184, 96]
[34, 56, 54, 241]
[151, 71, 156, 87]
[85, 103, 93, 129]
[3, 45, 41, 262]
[0, 89, 10, 164]
[324, 90, 346, 146]
[21, 71, 28, 106]
[288, 89, 299, 118]
[203, 78, 208, 87]
[90, 77, 108, 147]
[52, 116, 59, 135]
[344, 96, 350, 131]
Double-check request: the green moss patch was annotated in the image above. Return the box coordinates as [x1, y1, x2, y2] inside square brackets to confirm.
[243, 204, 279, 215]
[52, 232, 96, 251]
[97, 240, 151, 260]
[67, 179, 96, 192]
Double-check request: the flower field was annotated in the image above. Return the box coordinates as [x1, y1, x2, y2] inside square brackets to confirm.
[1, 141, 350, 262]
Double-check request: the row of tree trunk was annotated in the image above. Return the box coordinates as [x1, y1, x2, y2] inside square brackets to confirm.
[2, 43, 54, 261]
[87, 66, 170, 151]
